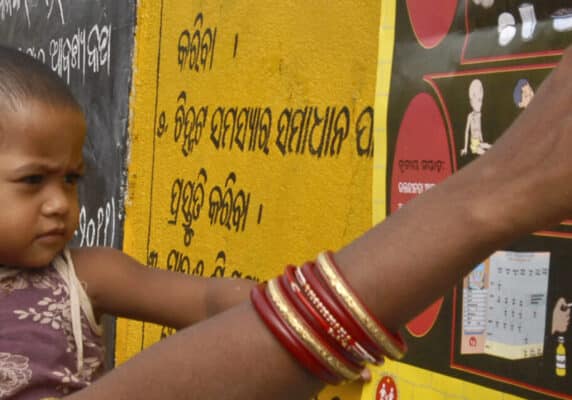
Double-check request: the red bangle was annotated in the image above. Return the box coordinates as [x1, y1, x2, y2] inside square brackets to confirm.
[301, 262, 385, 361]
[289, 265, 380, 365]
[250, 283, 343, 384]
[266, 278, 361, 382]
[317, 251, 407, 359]
[277, 268, 364, 371]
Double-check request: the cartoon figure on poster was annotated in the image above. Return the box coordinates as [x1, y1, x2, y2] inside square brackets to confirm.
[379, 386, 395, 400]
[492, 3, 572, 46]
[551, 8, 572, 32]
[376, 376, 397, 400]
[551, 297, 571, 377]
[496, 4, 537, 47]
[460, 79, 492, 157]
[472, 0, 494, 9]
[513, 78, 534, 109]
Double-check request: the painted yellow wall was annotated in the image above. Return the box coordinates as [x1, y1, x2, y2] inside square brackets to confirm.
[119, 1, 380, 399]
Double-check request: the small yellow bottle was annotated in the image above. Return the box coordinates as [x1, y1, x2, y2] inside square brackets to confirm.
[556, 336, 566, 377]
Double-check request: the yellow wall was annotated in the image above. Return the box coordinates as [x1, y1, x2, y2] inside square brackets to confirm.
[119, 1, 380, 398]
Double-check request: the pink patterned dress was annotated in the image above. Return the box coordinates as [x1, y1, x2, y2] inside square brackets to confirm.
[0, 249, 104, 399]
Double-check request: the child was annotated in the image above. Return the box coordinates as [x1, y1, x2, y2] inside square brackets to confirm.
[0, 45, 256, 399]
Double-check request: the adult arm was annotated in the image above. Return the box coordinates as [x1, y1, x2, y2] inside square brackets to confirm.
[67, 47, 572, 400]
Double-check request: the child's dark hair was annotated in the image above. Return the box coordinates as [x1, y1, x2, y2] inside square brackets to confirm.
[0, 45, 81, 112]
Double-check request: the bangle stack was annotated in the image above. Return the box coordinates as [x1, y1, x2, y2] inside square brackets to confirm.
[250, 251, 407, 385]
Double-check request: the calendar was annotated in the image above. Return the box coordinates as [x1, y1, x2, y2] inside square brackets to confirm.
[461, 251, 550, 360]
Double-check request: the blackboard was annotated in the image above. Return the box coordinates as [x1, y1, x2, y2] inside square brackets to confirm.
[0, 0, 136, 251]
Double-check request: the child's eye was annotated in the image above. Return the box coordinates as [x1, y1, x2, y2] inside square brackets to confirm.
[20, 175, 44, 185]
[64, 173, 83, 185]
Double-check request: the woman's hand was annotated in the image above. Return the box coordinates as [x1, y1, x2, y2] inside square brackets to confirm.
[467, 45, 572, 232]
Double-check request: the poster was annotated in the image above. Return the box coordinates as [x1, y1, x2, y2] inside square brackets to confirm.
[369, 1, 572, 399]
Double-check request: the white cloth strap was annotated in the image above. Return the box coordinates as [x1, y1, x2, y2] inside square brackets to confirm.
[53, 248, 103, 372]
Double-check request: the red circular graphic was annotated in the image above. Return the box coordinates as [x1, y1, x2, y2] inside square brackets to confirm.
[406, 300, 445, 337]
[390, 92, 453, 337]
[376, 375, 398, 400]
[406, 0, 457, 48]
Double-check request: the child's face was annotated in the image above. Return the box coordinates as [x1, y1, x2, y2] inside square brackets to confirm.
[0, 100, 86, 268]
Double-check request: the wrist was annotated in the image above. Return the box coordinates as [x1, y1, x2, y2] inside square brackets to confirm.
[458, 149, 553, 243]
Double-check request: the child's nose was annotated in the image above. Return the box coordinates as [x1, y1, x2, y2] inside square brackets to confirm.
[41, 185, 71, 216]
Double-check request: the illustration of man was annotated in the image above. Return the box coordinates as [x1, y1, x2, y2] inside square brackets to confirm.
[460, 79, 492, 156]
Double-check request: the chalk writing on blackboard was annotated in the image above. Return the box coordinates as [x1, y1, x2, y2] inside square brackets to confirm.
[75, 197, 117, 248]
[19, 24, 112, 84]
[0, 0, 65, 27]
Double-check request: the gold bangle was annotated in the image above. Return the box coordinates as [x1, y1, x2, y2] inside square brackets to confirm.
[316, 252, 406, 360]
[266, 278, 361, 382]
